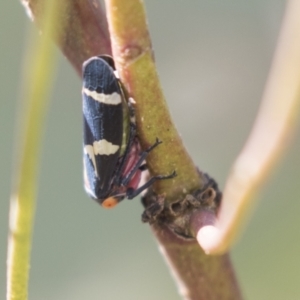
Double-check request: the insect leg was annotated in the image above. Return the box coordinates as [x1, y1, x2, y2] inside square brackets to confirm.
[126, 171, 177, 199]
[121, 138, 162, 186]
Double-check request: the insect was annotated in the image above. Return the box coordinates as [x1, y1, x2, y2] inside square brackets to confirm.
[82, 55, 176, 208]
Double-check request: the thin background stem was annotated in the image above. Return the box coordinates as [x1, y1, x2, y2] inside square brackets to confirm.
[7, 1, 65, 299]
[197, 0, 300, 254]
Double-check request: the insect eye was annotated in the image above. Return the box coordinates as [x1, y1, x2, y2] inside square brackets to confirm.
[101, 197, 119, 209]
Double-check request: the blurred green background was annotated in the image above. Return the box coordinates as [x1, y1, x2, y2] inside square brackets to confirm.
[1, 1, 300, 299]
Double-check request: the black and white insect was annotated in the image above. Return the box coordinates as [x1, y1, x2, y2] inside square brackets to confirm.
[82, 55, 175, 208]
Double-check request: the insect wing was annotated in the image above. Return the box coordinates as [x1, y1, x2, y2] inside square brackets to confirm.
[82, 57, 123, 199]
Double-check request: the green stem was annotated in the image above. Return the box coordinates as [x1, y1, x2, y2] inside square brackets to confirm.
[104, 1, 242, 299]
[7, 1, 64, 299]
[104, 0, 201, 201]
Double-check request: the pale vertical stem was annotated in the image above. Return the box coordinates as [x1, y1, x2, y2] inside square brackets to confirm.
[7, 1, 64, 299]
[197, 0, 300, 254]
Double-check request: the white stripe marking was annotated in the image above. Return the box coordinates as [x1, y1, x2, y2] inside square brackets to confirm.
[84, 145, 98, 176]
[93, 139, 120, 155]
[83, 88, 121, 105]
[113, 70, 120, 79]
[83, 158, 97, 198]
[84, 140, 120, 176]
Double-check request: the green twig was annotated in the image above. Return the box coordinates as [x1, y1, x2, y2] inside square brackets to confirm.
[7, 1, 65, 299]
[104, 0, 201, 200]
[104, 0, 241, 299]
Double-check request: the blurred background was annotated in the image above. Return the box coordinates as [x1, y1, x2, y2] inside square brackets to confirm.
[1, 1, 300, 299]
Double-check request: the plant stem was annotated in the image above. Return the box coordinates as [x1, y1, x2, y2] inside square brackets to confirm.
[104, 0, 201, 201]
[197, 0, 300, 254]
[7, 1, 63, 299]
[104, 0, 242, 298]
[22, 0, 112, 75]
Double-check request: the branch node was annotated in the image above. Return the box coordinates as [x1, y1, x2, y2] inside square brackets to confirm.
[142, 172, 221, 239]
